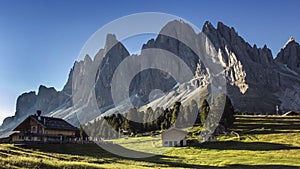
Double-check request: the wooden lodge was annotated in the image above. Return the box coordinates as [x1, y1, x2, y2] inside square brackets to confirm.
[0, 110, 85, 143]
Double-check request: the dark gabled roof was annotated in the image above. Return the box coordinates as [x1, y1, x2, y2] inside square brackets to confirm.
[162, 127, 188, 134]
[30, 115, 78, 131]
[161, 127, 188, 140]
[0, 131, 19, 139]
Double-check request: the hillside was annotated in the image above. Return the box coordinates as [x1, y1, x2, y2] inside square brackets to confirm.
[0, 115, 300, 168]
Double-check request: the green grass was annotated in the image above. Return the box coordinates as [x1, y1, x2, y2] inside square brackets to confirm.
[1, 115, 300, 169]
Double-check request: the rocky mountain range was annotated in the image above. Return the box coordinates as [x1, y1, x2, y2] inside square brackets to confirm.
[1, 20, 300, 135]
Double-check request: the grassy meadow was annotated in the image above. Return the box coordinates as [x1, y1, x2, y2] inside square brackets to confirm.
[0, 115, 300, 169]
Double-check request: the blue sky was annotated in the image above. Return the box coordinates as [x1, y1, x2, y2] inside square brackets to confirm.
[0, 0, 300, 124]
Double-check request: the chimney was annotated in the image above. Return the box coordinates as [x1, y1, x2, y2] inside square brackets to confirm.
[36, 110, 42, 116]
[37, 110, 42, 120]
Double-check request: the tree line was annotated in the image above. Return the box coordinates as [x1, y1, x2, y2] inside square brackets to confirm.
[83, 93, 235, 139]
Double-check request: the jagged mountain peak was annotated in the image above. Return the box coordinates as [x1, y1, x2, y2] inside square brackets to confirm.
[102, 34, 129, 62]
[38, 85, 57, 95]
[84, 54, 92, 62]
[202, 21, 233, 31]
[288, 36, 295, 42]
[143, 20, 198, 51]
[283, 36, 298, 49]
[202, 21, 238, 39]
[202, 21, 215, 31]
[202, 21, 242, 46]
[160, 19, 193, 30]
[217, 21, 236, 33]
[276, 37, 300, 72]
[105, 34, 118, 50]
[202, 21, 274, 65]
[159, 19, 197, 37]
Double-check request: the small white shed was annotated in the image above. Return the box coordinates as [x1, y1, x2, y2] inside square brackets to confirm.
[161, 128, 188, 147]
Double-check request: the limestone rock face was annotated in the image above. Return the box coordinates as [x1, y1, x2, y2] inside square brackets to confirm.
[94, 34, 130, 110]
[136, 20, 200, 106]
[94, 21, 203, 112]
[203, 22, 300, 114]
[15, 91, 37, 118]
[14, 85, 69, 118]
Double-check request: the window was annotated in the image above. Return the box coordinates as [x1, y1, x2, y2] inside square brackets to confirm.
[38, 126, 43, 133]
[31, 126, 37, 133]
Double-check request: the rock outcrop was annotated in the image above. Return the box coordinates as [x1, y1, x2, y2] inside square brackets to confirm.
[202, 22, 300, 114]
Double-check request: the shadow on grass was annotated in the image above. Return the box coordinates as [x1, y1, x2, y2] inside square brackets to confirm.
[22, 143, 204, 168]
[233, 115, 300, 135]
[195, 141, 300, 151]
[220, 164, 299, 169]
[20, 142, 299, 169]
[239, 130, 300, 135]
[233, 123, 300, 133]
[20, 143, 300, 169]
